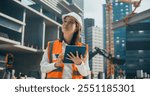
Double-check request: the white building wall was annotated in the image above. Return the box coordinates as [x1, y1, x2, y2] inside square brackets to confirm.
[87, 26, 104, 78]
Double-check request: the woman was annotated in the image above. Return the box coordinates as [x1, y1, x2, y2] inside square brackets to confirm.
[40, 12, 90, 79]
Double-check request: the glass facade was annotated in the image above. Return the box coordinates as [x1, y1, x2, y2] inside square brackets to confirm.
[84, 18, 95, 43]
[103, 1, 132, 78]
[112, 2, 132, 60]
[126, 19, 150, 78]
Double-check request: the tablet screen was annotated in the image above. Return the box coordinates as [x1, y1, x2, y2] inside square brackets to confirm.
[63, 45, 86, 63]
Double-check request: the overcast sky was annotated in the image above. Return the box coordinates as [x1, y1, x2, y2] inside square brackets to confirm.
[84, 0, 150, 28]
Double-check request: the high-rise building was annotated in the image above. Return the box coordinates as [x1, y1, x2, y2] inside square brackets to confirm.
[112, 2, 132, 60]
[0, 0, 83, 78]
[84, 18, 95, 43]
[103, 1, 132, 78]
[126, 19, 150, 78]
[87, 26, 104, 78]
[66, 0, 84, 10]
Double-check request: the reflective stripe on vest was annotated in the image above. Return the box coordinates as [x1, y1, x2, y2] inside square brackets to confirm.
[46, 40, 88, 79]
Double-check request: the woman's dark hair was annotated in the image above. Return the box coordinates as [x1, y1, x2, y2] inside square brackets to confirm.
[59, 21, 81, 45]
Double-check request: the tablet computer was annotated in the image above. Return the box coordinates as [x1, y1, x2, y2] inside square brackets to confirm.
[63, 45, 86, 63]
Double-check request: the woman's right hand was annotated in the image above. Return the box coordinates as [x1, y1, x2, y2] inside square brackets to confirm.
[54, 54, 64, 67]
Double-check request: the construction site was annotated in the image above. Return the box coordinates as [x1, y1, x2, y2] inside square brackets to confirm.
[0, 0, 150, 79]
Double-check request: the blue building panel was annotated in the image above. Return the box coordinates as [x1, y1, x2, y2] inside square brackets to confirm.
[103, 2, 132, 60]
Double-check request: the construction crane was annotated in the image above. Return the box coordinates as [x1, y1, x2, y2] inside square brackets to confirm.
[104, 0, 141, 79]
[104, 0, 114, 79]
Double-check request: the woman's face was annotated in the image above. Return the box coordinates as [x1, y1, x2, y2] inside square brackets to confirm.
[62, 16, 77, 35]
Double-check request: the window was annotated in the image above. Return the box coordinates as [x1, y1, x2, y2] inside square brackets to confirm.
[130, 31, 134, 34]
[139, 59, 144, 63]
[122, 44, 125, 47]
[126, 12, 129, 15]
[138, 50, 144, 54]
[116, 40, 120, 44]
[122, 40, 125, 42]
[115, 3, 118, 6]
[117, 55, 120, 58]
[138, 30, 144, 34]
[120, 2, 123, 5]
[116, 37, 119, 39]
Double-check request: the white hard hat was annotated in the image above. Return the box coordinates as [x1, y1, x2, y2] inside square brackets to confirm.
[62, 12, 83, 29]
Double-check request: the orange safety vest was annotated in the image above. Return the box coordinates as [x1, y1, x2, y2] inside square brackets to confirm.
[46, 40, 88, 79]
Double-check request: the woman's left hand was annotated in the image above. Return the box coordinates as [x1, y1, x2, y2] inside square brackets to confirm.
[66, 51, 85, 65]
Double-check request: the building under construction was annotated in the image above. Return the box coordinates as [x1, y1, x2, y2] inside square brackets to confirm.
[0, 0, 83, 79]
[0, 0, 150, 79]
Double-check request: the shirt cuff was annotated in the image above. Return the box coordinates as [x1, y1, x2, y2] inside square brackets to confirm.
[51, 62, 58, 69]
[75, 61, 85, 68]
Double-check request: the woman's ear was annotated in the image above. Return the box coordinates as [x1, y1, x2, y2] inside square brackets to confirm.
[74, 28, 78, 33]
[75, 23, 80, 32]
